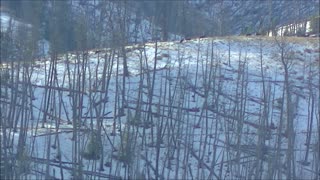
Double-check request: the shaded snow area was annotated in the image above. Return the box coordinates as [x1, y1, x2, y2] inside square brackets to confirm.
[1, 36, 319, 179]
[0, 12, 32, 32]
[1, 12, 50, 57]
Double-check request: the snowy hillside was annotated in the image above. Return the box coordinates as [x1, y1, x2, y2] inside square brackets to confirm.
[1, 36, 319, 179]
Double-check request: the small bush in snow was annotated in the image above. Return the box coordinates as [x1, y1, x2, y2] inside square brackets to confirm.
[82, 132, 101, 160]
[16, 148, 31, 176]
[115, 127, 135, 165]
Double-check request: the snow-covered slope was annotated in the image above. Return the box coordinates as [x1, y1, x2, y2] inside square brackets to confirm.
[1, 36, 319, 179]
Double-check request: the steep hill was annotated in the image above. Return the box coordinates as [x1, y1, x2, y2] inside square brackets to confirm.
[1, 36, 319, 179]
[189, 0, 319, 35]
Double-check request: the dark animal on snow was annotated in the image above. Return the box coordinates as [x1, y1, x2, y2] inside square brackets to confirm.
[95, 50, 102, 54]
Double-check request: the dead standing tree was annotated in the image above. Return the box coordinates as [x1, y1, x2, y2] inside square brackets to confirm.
[274, 36, 296, 179]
